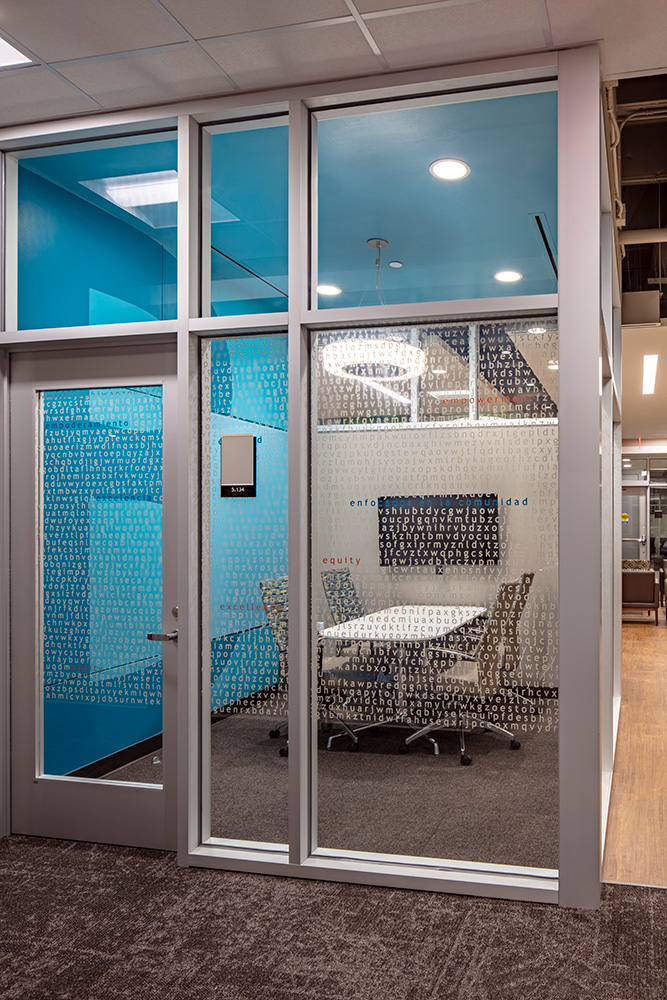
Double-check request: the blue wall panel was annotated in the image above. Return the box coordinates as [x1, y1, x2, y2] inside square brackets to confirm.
[18, 168, 176, 329]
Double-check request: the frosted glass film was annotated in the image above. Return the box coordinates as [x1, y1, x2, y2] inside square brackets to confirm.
[201, 334, 288, 845]
[39, 386, 163, 778]
[312, 319, 558, 869]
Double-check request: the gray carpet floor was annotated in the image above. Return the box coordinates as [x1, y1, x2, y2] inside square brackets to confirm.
[1, 833, 666, 1000]
[108, 713, 558, 869]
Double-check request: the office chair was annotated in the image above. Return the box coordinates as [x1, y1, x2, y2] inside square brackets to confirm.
[258, 576, 290, 756]
[321, 568, 365, 656]
[402, 580, 521, 764]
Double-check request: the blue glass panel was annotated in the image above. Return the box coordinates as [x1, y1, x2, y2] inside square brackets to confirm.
[41, 386, 163, 776]
[19, 138, 177, 329]
[210, 124, 288, 316]
[316, 91, 558, 308]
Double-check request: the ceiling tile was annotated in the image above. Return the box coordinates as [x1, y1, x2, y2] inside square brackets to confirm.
[546, 0, 667, 78]
[56, 47, 235, 109]
[369, 0, 545, 69]
[355, 0, 486, 11]
[201, 23, 382, 91]
[0, 0, 185, 62]
[161, 0, 349, 39]
[0, 67, 95, 125]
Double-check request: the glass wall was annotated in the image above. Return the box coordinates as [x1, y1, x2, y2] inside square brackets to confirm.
[17, 134, 177, 329]
[206, 120, 288, 317]
[312, 319, 558, 868]
[39, 386, 164, 778]
[315, 90, 557, 309]
[201, 333, 289, 844]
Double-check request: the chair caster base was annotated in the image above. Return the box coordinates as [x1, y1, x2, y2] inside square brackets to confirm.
[347, 741, 359, 752]
[398, 744, 409, 755]
[269, 728, 281, 739]
[510, 739, 521, 750]
[460, 754, 472, 766]
[279, 746, 288, 757]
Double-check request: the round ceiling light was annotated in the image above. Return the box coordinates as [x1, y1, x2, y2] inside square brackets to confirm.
[322, 339, 425, 381]
[389, 260, 403, 268]
[494, 270, 523, 282]
[528, 325, 547, 334]
[316, 284, 342, 296]
[429, 158, 470, 180]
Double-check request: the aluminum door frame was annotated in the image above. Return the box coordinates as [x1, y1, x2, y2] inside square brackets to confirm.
[621, 485, 648, 562]
[10, 340, 178, 850]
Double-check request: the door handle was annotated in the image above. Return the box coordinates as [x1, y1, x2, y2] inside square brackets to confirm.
[147, 630, 178, 642]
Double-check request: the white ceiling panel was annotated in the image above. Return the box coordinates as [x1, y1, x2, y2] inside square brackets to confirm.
[161, 0, 349, 40]
[368, 0, 545, 70]
[0, 0, 185, 63]
[546, 0, 667, 78]
[355, 0, 489, 12]
[201, 23, 382, 91]
[56, 47, 234, 109]
[0, 67, 95, 125]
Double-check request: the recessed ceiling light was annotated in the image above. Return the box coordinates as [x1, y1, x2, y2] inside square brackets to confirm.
[316, 284, 342, 296]
[429, 158, 470, 180]
[0, 38, 31, 68]
[547, 360, 559, 370]
[388, 261, 403, 268]
[494, 270, 523, 282]
[643, 354, 658, 394]
[432, 368, 448, 374]
[528, 325, 547, 334]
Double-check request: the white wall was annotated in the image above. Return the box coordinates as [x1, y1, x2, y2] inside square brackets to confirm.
[314, 422, 558, 686]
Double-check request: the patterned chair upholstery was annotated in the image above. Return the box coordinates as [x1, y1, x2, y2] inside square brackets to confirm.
[321, 568, 364, 625]
[321, 568, 365, 657]
[622, 559, 651, 571]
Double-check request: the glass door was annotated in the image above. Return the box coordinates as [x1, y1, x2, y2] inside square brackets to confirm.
[650, 485, 667, 568]
[10, 343, 177, 849]
[622, 487, 648, 562]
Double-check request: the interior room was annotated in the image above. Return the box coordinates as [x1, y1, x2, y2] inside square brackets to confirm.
[3, 0, 659, 952]
[7, 2, 667, 997]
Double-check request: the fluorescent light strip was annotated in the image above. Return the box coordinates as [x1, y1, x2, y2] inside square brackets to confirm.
[643, 354, 658, 394]
[356, 376, 411, 405]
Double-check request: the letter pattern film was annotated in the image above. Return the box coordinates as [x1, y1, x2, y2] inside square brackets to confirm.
[201, 334, 289, 845]
[312, 320, 558, 869]
[39, 387, 163, 778]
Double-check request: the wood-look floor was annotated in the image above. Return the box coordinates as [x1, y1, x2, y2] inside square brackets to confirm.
[603, 612, 667, 886]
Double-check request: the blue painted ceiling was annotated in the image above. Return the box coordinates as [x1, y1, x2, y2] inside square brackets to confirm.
[19, 88, 557, 310]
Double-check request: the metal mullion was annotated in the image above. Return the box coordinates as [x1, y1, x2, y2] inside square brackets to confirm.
[200, 127, 212, 320]
[0, 350, 9, 836]
[176, 115, 203, 861]
[287, 99, 311, 866]
[3, 154, 17, 333]
[302, 294, 558, 328]
[0, 321, 178, 347]
[557, 46, 602, 910]
[188, 314, 289, 335]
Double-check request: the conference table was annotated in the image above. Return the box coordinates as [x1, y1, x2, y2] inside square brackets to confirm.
[319, 604, 486, 751]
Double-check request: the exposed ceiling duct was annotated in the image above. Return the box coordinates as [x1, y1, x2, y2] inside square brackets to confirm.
[609, 74, 667, 318]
